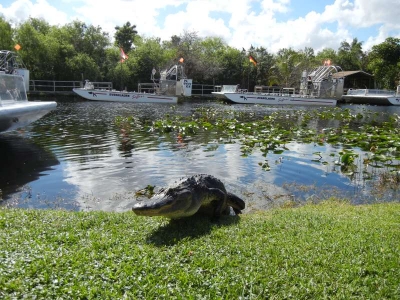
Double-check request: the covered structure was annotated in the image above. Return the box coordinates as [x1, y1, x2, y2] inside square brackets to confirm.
[332, 70, 374, 94]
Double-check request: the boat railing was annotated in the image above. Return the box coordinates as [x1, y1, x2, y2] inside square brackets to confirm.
[366, 89, 395, 96]
[307, 89, 324, 98]
[347, 88, 395, 96]
[254, 85, 282, 94]
[30, 80, 79, 92]
[213, 85, 222, 92]
[138, 81, 174, 95]
[282, 88, 295, 95]
[139, 82, 214, 97]
[190, 84, 215, 96]
[90, 82, 113, 90]
[30, 80, 113, 92]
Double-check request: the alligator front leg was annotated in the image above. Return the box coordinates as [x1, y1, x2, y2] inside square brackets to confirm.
[227, 192, 245, 214]
[206, 188, 228, 217]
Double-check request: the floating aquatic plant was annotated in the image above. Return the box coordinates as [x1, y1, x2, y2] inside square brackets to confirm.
[114, 107, 400, 177]
[135, 185, 156, 198]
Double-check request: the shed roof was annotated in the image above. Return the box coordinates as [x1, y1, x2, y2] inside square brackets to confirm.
[332, 70, 373, 78]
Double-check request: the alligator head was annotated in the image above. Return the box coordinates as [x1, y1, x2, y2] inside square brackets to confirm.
[132, 187, 201, 218]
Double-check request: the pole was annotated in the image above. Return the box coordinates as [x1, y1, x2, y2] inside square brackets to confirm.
[248, 64, 250, 91]
[120, 60, 123, 91]
[241, 48, 246, 89]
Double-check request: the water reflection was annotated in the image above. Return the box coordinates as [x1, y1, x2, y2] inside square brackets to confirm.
[0, 135, 60, 205]
[1, 100, 399, 212]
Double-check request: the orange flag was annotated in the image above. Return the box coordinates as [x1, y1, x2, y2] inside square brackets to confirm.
[249, 55, 257, 66]
[120, 48, 128, 62]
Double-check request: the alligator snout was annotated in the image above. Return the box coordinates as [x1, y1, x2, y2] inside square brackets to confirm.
[132, 190, 195, 218]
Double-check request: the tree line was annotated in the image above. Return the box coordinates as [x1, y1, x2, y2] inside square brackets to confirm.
[1, 17, 399, 91]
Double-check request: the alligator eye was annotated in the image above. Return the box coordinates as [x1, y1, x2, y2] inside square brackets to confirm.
[177, 191, 192, 201]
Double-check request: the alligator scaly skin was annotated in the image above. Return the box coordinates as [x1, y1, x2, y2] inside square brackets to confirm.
[132, 174, 245, 218]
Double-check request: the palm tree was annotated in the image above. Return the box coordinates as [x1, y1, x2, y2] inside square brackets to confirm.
[114, 22, 138, 52]
[337, 38, 364, 70]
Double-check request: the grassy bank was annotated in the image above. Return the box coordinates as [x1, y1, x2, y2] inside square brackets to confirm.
[1, 200, 399, 299]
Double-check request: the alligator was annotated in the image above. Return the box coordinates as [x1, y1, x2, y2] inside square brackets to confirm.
[132, 174, 245, 219]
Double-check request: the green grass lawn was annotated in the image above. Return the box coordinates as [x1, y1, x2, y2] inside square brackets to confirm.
[1, 200, 399, 299]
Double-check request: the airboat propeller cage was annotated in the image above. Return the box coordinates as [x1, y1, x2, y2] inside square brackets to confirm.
[300, 65, 344, 99]
[159, 64, 192, 96]
[0, 50, 30, 92]
[0, 50, 57, 133]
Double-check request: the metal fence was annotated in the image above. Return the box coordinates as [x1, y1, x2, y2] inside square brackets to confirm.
[191, 84, 215, 96]
[29, 80, 113, 92]
[138, 82, 216, 96]
[28, 80, 216, 97]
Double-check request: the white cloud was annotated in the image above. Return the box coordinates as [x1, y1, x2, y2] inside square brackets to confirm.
[260, 0, 290, 14]
[1, 0, 399, 53]
[1, 0, 70, 25]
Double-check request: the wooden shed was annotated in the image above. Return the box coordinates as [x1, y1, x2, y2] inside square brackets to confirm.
[332, 70, 374, 94]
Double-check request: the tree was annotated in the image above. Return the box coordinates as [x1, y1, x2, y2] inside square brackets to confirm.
[45, 21, 111, 80]
[8, 16, 400, 89]
[62, 21, 110, 73]
[114, 37, 171, 91]
[245, 47, 275, 88]
[211, 46, 242, 85]
[273, 48, 302, 88]
[367, 37, 400, 89]
[197, 37, 227, 84]
[45, 26, 77, 80]
[0, 17, 13, 50]
[169, 30, 203, 81]
[169, 35, 181, 47]
[257, 48, 275, 85]
[337, 38, 364, 70]
[114, 22, 138, 52]
[315, 48, 337, 66]
[66, 52, 101, 81]
[297, 47, 316, 71]
[29, 17, 51, 34]
[13, 18, 50, 79]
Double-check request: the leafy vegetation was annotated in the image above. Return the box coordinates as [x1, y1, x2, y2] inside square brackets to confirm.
[1, 16, 400, 91]
[0, 201, 399, 299]
[116, 106, 400, 175]
[114, 106, 400, 203]
[114, 22, 137, 52]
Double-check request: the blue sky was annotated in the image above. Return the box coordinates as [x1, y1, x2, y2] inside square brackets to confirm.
[1, 0, 399, 53]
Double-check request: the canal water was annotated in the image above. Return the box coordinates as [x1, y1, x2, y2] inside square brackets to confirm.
[1, 99, 399, 212]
